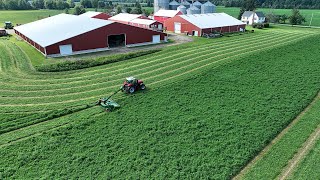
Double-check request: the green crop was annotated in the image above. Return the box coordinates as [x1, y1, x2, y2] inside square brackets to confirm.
[0, 27, 319, 179]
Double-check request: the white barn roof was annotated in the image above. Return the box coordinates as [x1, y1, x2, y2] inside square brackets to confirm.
[79, 11, 103, 18]
[179, 13, 245, 29]
[109, 13, 142, 22]
[154, 10, 180, 17]
[130, 18, 157, 25]
[14, 14, 113, 47]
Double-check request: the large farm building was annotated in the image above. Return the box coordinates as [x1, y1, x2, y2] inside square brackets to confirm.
[14, 14, 167, 57]
[165, 13, 246, 36]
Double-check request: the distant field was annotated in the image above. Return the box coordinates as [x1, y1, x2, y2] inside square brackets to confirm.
[0, 6, 319, 26]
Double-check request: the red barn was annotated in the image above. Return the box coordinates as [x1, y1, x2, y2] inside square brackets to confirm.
[109, 13, 163, 30]
[79, 11, 111, 20]
[153, 10, 183, 24]
[165, 13, 246, 36]
[14, 14, 167, 57]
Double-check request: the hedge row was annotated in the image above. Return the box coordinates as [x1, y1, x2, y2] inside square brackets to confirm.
[35, 49, 162, 72]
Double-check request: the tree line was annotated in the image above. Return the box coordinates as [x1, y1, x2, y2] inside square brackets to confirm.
[0, 0, 115, 10]
[213, 0, 320, 9]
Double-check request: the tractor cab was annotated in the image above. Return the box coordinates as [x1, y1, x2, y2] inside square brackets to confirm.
[4, 21, 14, 29]
[125, 77, 137, 85]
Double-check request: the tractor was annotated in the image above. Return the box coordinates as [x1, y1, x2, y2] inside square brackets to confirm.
[4, 21, 14, 29]
[96, 77, 146, 111]
[122, 76, 146, 94]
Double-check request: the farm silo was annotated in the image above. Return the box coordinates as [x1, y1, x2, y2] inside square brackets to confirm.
[187, 5, 200, 15]
[169, 0, 180, 10]
[177, 5, 187, 14]
[154, 0, 169, 13]
[201, 1, 216, 14]
[192, 1, 202, 10]
[181, 0, 191, 9]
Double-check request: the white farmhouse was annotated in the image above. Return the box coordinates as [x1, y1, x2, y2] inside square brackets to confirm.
[241, 11, 266, 25]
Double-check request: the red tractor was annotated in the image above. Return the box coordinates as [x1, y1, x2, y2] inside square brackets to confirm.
[122, 77, 146, 93]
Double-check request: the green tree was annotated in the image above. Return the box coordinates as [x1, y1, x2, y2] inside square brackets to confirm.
[74, 5, 86, 15]
[126, 7, 132, 13]
[44, 0, 55, 9]
[91, 0, 98, 8]
[279, 14, 288, 24]
[116, 5, 122, 14]
[33, 0, 45, 9]
[67, 0, 75, 8]
[238, 0, 257, 20]
[0, 0, 3, 9]
[289, 9, 306, 25]
[80, 0, 92, 8]
[64, 8, 69, 14]
[98, 1, 105, 8]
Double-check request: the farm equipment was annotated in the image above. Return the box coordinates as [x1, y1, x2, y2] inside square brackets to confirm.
[0, 28, 7, 37]
[96, 88, 122, 112]
[121, 76, 146, 94]
[96, 77, 146, 111]
[4, 21, 14, 29]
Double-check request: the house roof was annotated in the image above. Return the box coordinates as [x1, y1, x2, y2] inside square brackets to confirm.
[255, 12, 265, 17]
[179, 13, 245, 29]
[242, 11, 265, 18]
[202, 1, 215, 7]
[154, 10, 181, 17]
[130, 18, 157, 25]
[79, 11, 103, 18]
[14, 14, 113, 47]
[109, 13, 142, 22]
[169, 0, 180, 5]
[193, 1, 202, 6]
[181, 0, 191, 5]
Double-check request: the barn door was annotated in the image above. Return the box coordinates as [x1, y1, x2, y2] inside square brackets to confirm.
[59, 44, 73, 55]
[174, 22, 181, 33]
[152, 35, 161, 43]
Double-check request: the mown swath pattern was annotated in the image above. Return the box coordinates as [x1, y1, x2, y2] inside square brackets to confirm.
[0, 29, 317, 142]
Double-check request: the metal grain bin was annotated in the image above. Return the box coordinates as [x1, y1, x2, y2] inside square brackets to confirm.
[181, 0, 191, 9]
[201, 1, 216, 14]
[169, 0, 180, 10]
[177, 5, 187, 14]
[154, 0, 170, 13]
[192, 1, 202, 10]
[187, 5, 200, 15]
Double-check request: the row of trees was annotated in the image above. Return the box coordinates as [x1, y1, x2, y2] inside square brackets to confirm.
[266, 9, 306, 25]
[0, 0, 75, 10]
[215, 0, 320, 9]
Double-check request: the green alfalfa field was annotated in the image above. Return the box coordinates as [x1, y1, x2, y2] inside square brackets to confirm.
[0, 26, 320, 179]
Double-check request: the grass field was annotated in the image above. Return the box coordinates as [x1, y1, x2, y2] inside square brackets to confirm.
[0, 26, 320, 178]
[0, 7, 320, 27]
[289, 138, 320, 179]
[240, 96, 320, 179]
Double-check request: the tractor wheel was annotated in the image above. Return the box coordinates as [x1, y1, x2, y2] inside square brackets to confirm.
[140, 84, 146, 90]
[129, 87, 135, 93]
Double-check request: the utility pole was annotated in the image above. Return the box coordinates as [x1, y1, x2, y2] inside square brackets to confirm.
[309, 13, 314, 26]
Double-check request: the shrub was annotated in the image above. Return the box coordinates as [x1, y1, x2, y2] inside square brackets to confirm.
[264, 23, 270, 28]
[35, 49, 161, 72]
